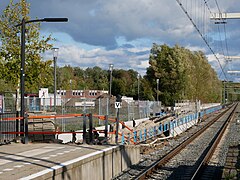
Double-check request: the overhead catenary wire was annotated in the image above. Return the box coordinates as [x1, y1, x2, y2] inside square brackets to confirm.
[176, 0, 227, 81]
[213, 0, 229, 56]
[204, 0, 212, 15]
[213, 0, 230, 77]
[214, 0, 221, 14]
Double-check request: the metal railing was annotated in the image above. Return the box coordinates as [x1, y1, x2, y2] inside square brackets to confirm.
[0, 113, 17, 143]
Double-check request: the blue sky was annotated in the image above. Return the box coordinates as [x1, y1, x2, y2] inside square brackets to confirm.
[1, 0, 240, 80]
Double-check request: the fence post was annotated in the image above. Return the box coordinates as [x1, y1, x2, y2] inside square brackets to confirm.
[127, 133, 130, 144]
[16, 112, 20, 137]
[153, 126, 156, 137]
[139, 130, 142, 142]
[24, 113, 28, 144]
[158, 124, 161, 135]
[104, 115, 108, 142]
[89, 113, 93, 144]
[115, 108, 120, 144]
[144, 128, 147, 141]
[134, 131, 137, 143]
[148, 128, 152, 138]
[121, 131, 124, 145]
[83, 113, 87, 144]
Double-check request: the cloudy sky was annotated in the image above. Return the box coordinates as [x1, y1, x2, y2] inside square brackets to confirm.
[1, 0, 240, 80]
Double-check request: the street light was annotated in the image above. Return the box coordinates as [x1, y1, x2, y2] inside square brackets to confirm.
[137, 73, 140, 119]
[137, 73, 140, 101]
[52, 47, 59, 112]
[156, 79, 159, 102]
[107, 64, 113, 116]
[109, 64, 114, 97]
[16, 17, 68, 144]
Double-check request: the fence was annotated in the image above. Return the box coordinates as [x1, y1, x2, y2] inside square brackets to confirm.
[0, 96, 202, 138]
[0, 113, 17, 143]
[0, 112, 135, 144]
[0, 99, 222, 145]
[28, 97, 161, 120]
[1, 96, 162, 131]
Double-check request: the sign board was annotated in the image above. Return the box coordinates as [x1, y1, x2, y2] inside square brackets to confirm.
[115, 102, 121, 109]
[39, 88, 49, 98]
[75, 101, 95, 107]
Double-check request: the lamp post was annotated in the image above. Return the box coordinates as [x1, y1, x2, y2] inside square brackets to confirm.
[109, 64, 114, 97]
[156, 79, 159, 102]
[16, 17, 68, 144]
[137, 73, 140, 119]
[52, 47, 59, 112]
[137, 73, 140, 101]
[108, 64, 113, 116]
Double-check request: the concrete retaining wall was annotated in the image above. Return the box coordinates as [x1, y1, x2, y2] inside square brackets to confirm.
[170, 119, 197, 137]
[24, 145, 140, 180]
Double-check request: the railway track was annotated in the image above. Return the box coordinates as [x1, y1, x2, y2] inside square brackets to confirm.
[113, 103, 238, 180]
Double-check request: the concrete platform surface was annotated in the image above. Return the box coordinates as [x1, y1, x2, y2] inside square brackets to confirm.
[0, 142, 117, 179]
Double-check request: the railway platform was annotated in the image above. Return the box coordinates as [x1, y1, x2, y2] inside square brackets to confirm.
[0, 142, 140, 180]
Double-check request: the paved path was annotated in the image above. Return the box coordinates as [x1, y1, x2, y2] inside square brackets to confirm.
[0, 142, 114, 179]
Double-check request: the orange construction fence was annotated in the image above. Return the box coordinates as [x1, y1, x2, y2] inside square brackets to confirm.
[0, 113, 135, 144]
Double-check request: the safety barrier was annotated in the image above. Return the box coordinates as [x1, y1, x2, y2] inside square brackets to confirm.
[120, 105, 222, 145]
[0, 112, 134, 144]
[0, 105, 222, 145]
[0, 113, 17, 143]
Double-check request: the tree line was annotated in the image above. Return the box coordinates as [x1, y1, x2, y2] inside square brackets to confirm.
[0, 0, 222, 106]
[145, 44, 222, 105]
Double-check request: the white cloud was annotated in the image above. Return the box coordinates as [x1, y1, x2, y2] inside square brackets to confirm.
[44, 44, 150, 73]
[1, 0, 240, 78]
[206, 53, 226, 70]
[185, 45, 206, 53]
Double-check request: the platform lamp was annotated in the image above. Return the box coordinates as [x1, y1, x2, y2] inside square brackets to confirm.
[108, 64, 114, 116]
[137, 73, 140, 119]
[16, 17, 68, 144]
[52, 48, 59, 113]
[137, 73, 140, 101]
[109, 64, 114, 97]
[156, 79, 159, 102]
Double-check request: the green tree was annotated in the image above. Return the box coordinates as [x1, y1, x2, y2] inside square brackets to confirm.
[146, 43, 221, 105]
[90, 66, 108, 90]
[0, 0, 53, 92]
[141, 78, 155, 100]
[57, 65, 74, 90]
[146, 44, 185, 105]
[109, 68, 141, 99]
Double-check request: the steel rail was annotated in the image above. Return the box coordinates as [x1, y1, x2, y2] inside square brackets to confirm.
[135, 104, 234, 180]
[191, 103, 238, 179]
